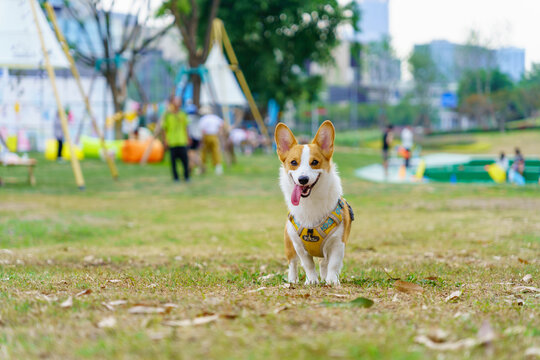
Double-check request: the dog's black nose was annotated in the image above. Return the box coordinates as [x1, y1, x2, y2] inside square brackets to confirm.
[298, 176, 309, 185]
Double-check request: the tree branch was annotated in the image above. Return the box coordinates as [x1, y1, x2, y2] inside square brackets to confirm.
[202, 0, 221, 60]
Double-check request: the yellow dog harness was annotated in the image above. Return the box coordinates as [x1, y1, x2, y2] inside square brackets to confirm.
[288, 198, 349, 258]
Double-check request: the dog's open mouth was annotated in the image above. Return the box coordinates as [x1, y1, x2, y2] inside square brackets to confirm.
[291, 175, 320, 206]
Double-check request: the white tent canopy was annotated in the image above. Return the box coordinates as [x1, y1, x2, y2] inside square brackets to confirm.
[0, 0, 69, 69]
[200, 43, 247, 107]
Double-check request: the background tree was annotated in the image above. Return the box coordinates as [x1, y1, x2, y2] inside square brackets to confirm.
[60, 0, 174, 138]
[160, 0, 359, 108]
[408, 48, 438, 129]
[457, 69, 513, 129]
[363, 36, 400, 126]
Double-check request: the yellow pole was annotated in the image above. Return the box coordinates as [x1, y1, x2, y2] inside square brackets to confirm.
[214, 19, 270, 142]
[44, 2, 118, 180]
[29, 0, 85, 189]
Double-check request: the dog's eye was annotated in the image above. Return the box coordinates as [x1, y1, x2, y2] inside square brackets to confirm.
[311, 160, 319, 166]
[291, 160, 298, 166]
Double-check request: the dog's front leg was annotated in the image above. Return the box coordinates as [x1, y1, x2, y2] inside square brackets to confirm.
[292, 243, 319, 284]
[298, 253, 319, 285]
[325, 241, 345, 286]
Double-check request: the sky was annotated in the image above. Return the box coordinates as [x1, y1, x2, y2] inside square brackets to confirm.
[388, 0, 540, 71]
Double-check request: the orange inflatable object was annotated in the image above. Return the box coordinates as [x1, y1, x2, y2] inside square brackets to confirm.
[397, 146, 410, 159]
[121, 139, 164, 163]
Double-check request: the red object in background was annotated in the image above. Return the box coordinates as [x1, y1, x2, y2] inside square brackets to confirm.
[317, 107, 327, 116]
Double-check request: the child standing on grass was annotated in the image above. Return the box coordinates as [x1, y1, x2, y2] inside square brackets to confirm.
[163, 97, 190, 183]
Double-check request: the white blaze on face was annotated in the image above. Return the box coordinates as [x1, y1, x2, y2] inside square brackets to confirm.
[288, 145, 322, 186]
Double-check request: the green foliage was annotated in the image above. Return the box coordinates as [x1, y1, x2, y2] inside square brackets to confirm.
[457, 69, 513, 102]
[409, 48, 439, 87]
[162, 0, 359, 106]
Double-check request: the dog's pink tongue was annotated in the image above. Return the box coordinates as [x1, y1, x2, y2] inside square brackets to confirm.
[291, 185, 302, 206]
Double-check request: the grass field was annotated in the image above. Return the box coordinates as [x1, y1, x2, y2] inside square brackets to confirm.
[1, 144, 539, 359]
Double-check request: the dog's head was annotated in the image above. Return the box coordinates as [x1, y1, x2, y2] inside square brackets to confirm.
[275, 120, 335, 206]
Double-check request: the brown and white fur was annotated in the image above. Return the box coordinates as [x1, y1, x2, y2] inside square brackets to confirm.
[275, 120, 352, 286]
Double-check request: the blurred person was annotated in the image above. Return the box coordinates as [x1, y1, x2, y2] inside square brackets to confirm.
[401, 125, 413, 168]
[509, 147, 525, 185]
[163, 97, 190, 183]
[53, 109, 64, 162]
[382, 125, 394, 178]
[496, 151, 509, 172]
[229, 127, 248, 155]
[199, 106, 224, 175]
[186, 102, 202, 174]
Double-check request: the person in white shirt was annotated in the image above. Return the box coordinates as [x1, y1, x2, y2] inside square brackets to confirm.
[199, 106, 224, 175]
[401, 126, 414, 168]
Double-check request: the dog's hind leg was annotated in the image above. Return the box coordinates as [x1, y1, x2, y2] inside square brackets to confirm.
[284, 226, 299, 283]
[319, 258, 328, 281]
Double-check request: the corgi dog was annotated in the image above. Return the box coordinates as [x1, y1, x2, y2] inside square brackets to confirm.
[275, 120, 353, 286]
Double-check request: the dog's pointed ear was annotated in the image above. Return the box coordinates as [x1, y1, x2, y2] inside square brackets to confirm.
[275, 123, 297, 162]
[312, 120, 335, 159]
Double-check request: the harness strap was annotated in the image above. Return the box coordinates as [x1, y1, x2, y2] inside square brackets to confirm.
[288, 197, 351, 257]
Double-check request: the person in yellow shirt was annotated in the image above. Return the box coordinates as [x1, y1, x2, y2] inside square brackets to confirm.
[162, 97, 190, 182]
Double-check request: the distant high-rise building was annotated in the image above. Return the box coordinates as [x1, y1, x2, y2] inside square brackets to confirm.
[414, 40, 525, 83]
[496, 47, 525, 81]
[355, 0, 389, 43]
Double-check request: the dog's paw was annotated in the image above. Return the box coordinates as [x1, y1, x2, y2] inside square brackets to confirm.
[287, 277, 298, 284]
[304, 278, 319, 285]
[325, 274, 340, 286]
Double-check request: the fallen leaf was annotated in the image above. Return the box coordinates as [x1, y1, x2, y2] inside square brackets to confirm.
[425, 276, 439, 281]
[322, 296, 374, 308]
[525, 347, 540, 357]
[383, 268, 400, 280]
[163, 314, 219, 327]
[36, 294, 57, 303]
[273, 306, 289, 314]
[107, 300, 128, 307]
[445, 290, 462, 302]
[258, 274, 275, 281]
[107, 279, 121, 284]
[503, 326, 526, 336]
[395, 280, 424, 294]
[522, 274, 532, 283]
[219, 313, 238, 319]
[75, 289, 92, 297]
[102, 303, 114, 311]
[518, 258, 530, 264]
[514, 286, 540, 293]
[280, 283, 293, 289]
[415, 335, 477, 351]
[60, 296, 73, 308]
[147, 283, 157, 288]
[102, 300, 127, 311]
[246, 287, 267, 293]
[97, 316, 117, 329]
[128, 306, 166, 314]
[328, 293, 348, 298]
[477, 320, 495, 345]
[426, 329, 449, 343]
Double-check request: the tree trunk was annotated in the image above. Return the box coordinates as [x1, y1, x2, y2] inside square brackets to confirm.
[106, 72, 126, 140]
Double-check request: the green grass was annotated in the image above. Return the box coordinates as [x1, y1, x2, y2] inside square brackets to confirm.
[0, 146, 539, 359]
